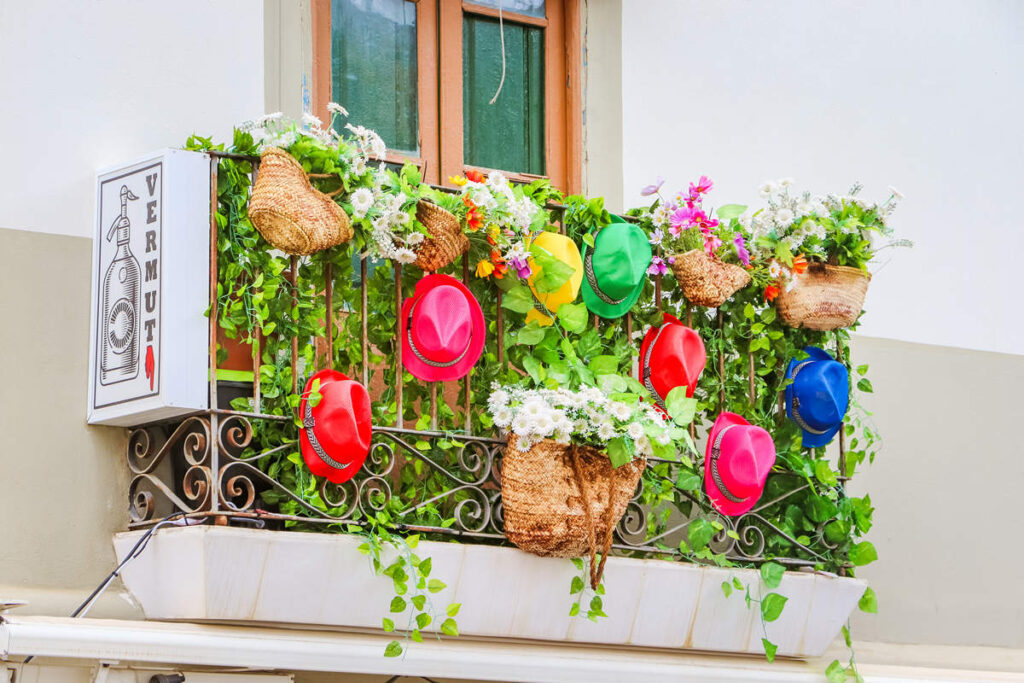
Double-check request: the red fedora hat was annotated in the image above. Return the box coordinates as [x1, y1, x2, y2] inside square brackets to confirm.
[704, 412, 776, 516]
[401, 274, 485, 382]
[639, 313, 706, 411]
[299, 369, 372, 484]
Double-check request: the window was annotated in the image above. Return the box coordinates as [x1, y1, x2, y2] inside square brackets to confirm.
[312, 0, 581, 192]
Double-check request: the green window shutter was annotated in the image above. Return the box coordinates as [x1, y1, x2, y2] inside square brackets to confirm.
[331, 0, 419, 154]
[462, 16, 545, 175]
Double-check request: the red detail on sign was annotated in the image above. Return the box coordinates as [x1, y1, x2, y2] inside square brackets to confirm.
[145, 346, 155, 390]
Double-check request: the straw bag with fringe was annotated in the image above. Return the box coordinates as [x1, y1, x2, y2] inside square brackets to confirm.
[249, 147, 353, 255]
[413, 200, 469, 272]
[776, 263, 871, 331]
[500, 435, 645, 589]
[671, 249, 751, 307]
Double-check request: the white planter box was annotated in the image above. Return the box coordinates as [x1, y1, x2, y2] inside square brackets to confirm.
[113, 526, 865, 659]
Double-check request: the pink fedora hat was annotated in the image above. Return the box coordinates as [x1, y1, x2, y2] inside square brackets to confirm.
[401, 274, 485, 382]
[704, 412, 776, 516]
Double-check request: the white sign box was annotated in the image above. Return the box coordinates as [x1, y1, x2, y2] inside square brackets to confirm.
[88, 149, 211, 426]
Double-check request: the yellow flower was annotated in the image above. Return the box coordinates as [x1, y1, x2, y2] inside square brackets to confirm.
[449, 175, 468, 187]
[475, 259, 495, 278]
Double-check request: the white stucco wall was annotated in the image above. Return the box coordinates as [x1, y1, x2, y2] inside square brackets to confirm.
[619, 0, 1023, 356]
[0, 0, 265, 238]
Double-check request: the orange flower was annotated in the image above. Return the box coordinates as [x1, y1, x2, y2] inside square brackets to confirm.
[475, 259, 495, 278]
[792, 254, 808, 276]
[489, 249, 508, 279]
[465, 169, 485, 183]
[764, 284, 781, 302]
[462, 195, 484, 232]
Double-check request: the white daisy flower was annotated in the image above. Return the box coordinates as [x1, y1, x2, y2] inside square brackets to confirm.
[636, 435, 653, 457]
[778, 177, 794, 187]
[493, 407, 513, 428]
[597, 422, 616, 441]
[626, 422, 644, 440]
[759, 181, 778, 197]
[511, 413, 531, 435]
[775, 208, 795, 226]
[609, 402, 632, 421]
[301, 111, 323, 129]
[394, 247, 417, 265]
[350, 188, 373, 218]
[405, 232, 425, 246]
[327, 102, 349, 116]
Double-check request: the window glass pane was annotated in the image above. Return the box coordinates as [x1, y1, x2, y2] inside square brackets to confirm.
[468, 0, 546, 19]
[331, 0, 419, 154]
[463, 16, 545, 175]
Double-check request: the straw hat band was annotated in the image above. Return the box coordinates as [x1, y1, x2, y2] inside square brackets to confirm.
[709, 425, 747, 504]
[789, 361, 829, 436]
[303, 402, 352, 471]
[642, 323, 670, 411]
[583, 228, 627, 306]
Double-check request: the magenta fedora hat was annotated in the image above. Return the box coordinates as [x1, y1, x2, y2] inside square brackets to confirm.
[704, 412, 777, 516]
[401, 274, 485, 382]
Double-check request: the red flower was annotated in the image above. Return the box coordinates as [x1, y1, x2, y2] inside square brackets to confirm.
[463, 195, 483, 231]
[764, 284, 781, 302]
[792, 254, 808, 276]
[465, 169, 485, 183]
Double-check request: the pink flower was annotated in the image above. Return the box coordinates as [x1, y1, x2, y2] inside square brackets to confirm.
[641, 176, 665, 197]
[703, 234, 723, 255]
[647, 255, 668, 276]
[687, 175, 714, 203]
[733, 233, 751, 267]
[670, 206, 696, 232]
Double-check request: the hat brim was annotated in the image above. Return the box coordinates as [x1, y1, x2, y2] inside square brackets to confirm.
[784, 347, 843, 449]
[401, 274, 485, 382]
[704, 412, 761, 516]
[299, 369, 369, 484]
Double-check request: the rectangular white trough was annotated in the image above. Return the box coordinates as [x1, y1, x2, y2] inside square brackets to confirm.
[113, 526, 865, 659]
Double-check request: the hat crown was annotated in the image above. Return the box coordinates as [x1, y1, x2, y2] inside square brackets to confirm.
[793, 358, 849, 430]
[718, 426, 775, 498]
[308, 373, 372, 458]
[592, 223, 652, 299]
[647, 322, 705, 396]
[528, 232, 583, 320]
[411, 285, 472, 362]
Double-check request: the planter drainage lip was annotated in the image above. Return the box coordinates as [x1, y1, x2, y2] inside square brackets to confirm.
[113, 525, 865, 660]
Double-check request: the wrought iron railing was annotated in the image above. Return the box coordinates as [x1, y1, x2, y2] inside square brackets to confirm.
[124, 151, 850, 571]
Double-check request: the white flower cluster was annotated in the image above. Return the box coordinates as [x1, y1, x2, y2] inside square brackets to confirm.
[487, 384, 671, 457]
[463, 171, 539, 233]
[365, 189, 421, 263]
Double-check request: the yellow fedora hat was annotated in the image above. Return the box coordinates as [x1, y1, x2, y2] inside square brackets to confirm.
[526, 231, 584, 327]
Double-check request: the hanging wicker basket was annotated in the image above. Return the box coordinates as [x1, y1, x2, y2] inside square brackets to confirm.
[500, 436, 645, 588]
[249, 147, 353, 256]
[671, 249, 751, 307]
[776, 263, 871, 331]
[413, 200, 469, 272]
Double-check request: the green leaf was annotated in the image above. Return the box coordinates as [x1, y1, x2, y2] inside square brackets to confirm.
[410, 629, 423, 643]
[664, 386, 696, 426]
[569, 602, 580, 617]
[582, 232, 595, 247]
[607, 438, 632, 468]
[762, 638, 778, 663]
[857, 378, 874, 393]
[596, 373, 628, 394]
[416, 612, 432, 629]
[428, 579, 447, 593]
[406, 534, 419, 549]
[384, 640, 403, 657]
[743, 303, 756, 319]
[447, 603, 462, 617]
[382, 617, 395, 632]
[717, 204, 747, 221]
[419, 557, 432, 577]
[732, 577, 743, 590]
[390, 596, 407, 613]
[530, 243, 576, 293]
[825, 659, 846, 683]
[721, 581, 733, 598]
[856, 363, 869, 375]
[557, 302, 588, 334]
[570, 576, 585, 594]
[760, 561, 785, 589]
[517, 322, 547, 346]
[501, 285, 534, 313]
[761, 592, 788, 622]
[688, 519, 715, 551]
[675, 470, 701, 491]
[522, 354, 546, 385]
[412, 595, 426, 611]
[858, 586, 878, 614]
[814, 460, 838, 486]
[590, 355, 619, 376]
[850, 541, 878, 566]
[440, 618, 459, 637]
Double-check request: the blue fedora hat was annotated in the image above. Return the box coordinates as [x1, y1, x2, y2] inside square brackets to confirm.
[784, 347, 849, 448]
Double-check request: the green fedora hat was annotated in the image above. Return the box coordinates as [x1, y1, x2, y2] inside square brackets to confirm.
[580, 216, 652, 319]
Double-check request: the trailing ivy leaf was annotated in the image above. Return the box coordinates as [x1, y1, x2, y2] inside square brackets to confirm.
[412, 595, 426, 611]
[569, 602, 580, 617]
[384, 640, 403, 657]
[590, 355, 619, 376]
[517, 322, 547, 346]
[761, 592, 788, 622]
[850, 541, 878, 566]
[597, 374, 628, 394]
[675, 470, 701, 491]
[390, 596, 407, 613]
[416, 612, 432, 629]
[721, 581, 733, 598]
[814, 460, 838, 486]
[570, 576, 585, 594]
[406, 534, 419, 549]
[717, 204, 747, 221]
[382, 617, 395, 632]
[582, 232, 595, 247]
[557, 302, 588, 334]
[688, 519, 715, 551]
[410, 629, 423, 643]
[858, 586, 878, 613]
[440, 618, 459, 637]
[522, 354, 546, 385]
[447, 603, 461, 617]
[501, 285, 534, 314]
[842, 624, 852, 647]
[428, 579, 447, 593]
[857, 378, 873, 393]
[760, 561, 785, 589]
[825, 659, 846, 683]
[762, 638, 778, 663]
[732, 577, 743, 590]
[665, 386, 697, 426]
[530, 243, 575, 293]
[607, 438, 632, 468]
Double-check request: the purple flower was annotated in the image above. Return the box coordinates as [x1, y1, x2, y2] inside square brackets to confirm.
[733, 233, 751, 267]
[649, 228, 664, 246]
[509, 255, 532, 279]
[640, 176, 665, 197]
[647, 256, 668, 276]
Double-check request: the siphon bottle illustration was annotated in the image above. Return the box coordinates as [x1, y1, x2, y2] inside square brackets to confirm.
[100, 184, 142, 385]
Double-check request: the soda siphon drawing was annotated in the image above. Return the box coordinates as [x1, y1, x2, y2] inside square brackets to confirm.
[100, 184, 141, 384]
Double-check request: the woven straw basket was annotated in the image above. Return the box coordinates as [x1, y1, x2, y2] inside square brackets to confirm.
[501, 436, 644, 585]
[671, 249, 751, 307]
[414, 200, 469, 272]
[249, 147, 353, 255]
[776, 263, 871, 331]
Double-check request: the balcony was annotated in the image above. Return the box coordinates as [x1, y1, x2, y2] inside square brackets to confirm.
[112, 146, 871, 664]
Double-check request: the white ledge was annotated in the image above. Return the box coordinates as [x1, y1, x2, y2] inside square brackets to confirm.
[112, 525, 865, 659]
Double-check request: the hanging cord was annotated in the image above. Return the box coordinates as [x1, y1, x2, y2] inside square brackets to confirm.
[488, 0, 507, 105]
[20, 511, 191, 664]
